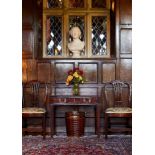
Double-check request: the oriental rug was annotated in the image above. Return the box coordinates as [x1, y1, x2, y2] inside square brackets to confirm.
[22, 135, 132, 155]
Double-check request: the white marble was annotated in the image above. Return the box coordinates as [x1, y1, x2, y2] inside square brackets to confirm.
[68, 26, 85, 57]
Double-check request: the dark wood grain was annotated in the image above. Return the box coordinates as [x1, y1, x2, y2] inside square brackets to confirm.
[120, 28, 132, 54]
[119, 0, 132, 25]
[79, 63, 98, 84]
[102, 63, 116, 82]
[37, 62, 51, 82]
[120, 59, 132, 81]
[55, 62, 75, 83]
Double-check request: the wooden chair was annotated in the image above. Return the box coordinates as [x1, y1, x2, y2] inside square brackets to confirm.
[102, 80, 132, 138]
[22, 80, 48, 139]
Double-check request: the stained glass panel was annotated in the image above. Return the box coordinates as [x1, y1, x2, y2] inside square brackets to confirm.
[47, 0, 63, 8]
[46, 16, 62, 56]
[91, 16, 107, 56]
[92, 0, 106, 8]
[69, 16, 85, 55]
[69, 0, 84, 8]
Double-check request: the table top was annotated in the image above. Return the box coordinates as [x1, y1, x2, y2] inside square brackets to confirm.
[47, 95, 99, 105]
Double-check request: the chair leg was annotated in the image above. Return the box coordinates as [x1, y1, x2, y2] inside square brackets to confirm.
[126, 117, 132, 135]
[42, 114, 46, 139]
[128, 117, 132, 135]
[126, 117, 129, 134]
[22, 117, 27, 136]
[104, 114, 108, 139]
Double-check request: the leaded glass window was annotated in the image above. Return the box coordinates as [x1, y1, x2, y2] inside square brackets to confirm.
[91, 16, 107, 56]
[43, 0, 110, 58]
[47, 0, 63, 8]
[92, 0, 106, 8]
[46, 16, 62, 56]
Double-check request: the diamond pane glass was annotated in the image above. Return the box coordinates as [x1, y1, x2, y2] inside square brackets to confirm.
[69, 0, 84, 8]
[69, 16, 85, 55]
[92, 0, 106, 8]
[92, 16, 107, 56]
[46, 16, 62, 56]
[47, 0, 63, 8]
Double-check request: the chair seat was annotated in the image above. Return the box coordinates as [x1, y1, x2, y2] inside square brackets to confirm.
[105, 107, 132, 113]
[22, 107, 46, 114]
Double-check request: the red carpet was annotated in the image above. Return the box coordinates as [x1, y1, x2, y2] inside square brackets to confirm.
[22, 135, 132, 155]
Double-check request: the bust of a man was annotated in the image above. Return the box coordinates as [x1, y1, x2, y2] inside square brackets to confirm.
[68, 26, 85, 57]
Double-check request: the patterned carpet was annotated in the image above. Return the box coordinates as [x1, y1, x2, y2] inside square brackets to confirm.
[22, 135, 132, 155]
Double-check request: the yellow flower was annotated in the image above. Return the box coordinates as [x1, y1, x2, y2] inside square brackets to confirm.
[73, 72, 79, 78]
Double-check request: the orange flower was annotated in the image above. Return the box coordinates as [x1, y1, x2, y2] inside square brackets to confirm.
[67, 75, 73, 81]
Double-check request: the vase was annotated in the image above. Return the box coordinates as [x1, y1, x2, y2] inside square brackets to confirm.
[73, 83, 79, 96]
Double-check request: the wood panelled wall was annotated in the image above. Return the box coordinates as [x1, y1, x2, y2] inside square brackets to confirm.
[22, 0, 132, 134]
[117, 0, 132, 81]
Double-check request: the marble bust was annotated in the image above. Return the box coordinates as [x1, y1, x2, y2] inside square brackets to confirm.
[68, 26, 85, 57]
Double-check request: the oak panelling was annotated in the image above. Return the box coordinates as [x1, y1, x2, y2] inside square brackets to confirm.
[78, 63, 98, 83]
[26, 59, 37, 81]
[37, 62, 51, 82]
[52, 85, 99, 95]
[22, 0, 34, 26]
[22, 29, 34, 58]
[119, 0, 132, 25]
[22, 0, 35, 59]
[120, 28, 132, 54]
[22, 60, 28, 82]
[120, 58, 132, 81]
[55, 62, 75, 83]
[33, 0, 42, 59]
[22, 59, 37, 82]
[51, 61, 55, 83]
[55, 87, 72, 95]
[79, 87, 98, 95]
[102, 63, 116, 83]
[110, 0, 116, 57]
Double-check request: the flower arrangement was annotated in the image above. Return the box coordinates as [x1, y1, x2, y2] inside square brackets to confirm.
[66, 67, 86, 95]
